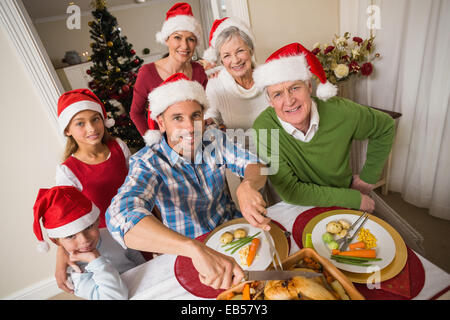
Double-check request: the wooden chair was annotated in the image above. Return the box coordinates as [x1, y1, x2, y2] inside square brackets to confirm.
[350, 106, 402, 195]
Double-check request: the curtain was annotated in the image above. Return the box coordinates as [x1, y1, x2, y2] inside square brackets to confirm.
[340, 0, 450, 220]
[198, 0, 215, 53]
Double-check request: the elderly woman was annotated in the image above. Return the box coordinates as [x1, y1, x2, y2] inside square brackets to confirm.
[130, 2, 208, 136]
[202, 18, 273, 206]
[203, 18, 267, 130]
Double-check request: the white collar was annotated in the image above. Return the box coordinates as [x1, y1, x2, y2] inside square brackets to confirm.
[218, 67, 261, 99]
[277, 100, 320, 142]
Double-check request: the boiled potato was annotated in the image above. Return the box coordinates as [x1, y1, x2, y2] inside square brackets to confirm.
[326, 221, 342, 234]
[220, 231, 234, 244]
[338, 229, 348, 237]
[338, 219, 351, 230]
[233, 228, 247, 239]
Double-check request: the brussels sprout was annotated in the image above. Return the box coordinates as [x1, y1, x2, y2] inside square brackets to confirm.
[322, 232, 334, 244]
[327, 241, 339, 250]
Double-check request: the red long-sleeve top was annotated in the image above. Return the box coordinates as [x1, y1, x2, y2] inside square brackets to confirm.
[130, 61, 208, 136]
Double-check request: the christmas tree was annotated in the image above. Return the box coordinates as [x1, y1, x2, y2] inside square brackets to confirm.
[87, 0, 144, 151]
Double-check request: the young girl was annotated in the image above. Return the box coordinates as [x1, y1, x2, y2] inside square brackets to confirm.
[54, 88, 132, 293]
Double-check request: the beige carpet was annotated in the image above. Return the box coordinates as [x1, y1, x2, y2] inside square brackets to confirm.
[374, 189, 450, 274]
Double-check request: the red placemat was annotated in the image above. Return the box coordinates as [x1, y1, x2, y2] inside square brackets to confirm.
[174, 220, 290, 299]
[291, 206, 426, 300]
[292, 206, 344, 249]
[174, 233, 225, 299]
[355, 247, 425, 300]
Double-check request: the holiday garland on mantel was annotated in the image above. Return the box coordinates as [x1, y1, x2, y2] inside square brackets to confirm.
[87, 0, 144, 151]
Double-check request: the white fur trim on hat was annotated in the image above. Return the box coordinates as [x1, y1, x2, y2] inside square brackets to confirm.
[156, 15, 202, 45]
[316, 81, 338, 101]
[148, 79, 208, 120]
[58, 100, 104, 134]
[143, 130, 162, 146]
[253, 54, 312, 91]
[46, 204, 100, 238]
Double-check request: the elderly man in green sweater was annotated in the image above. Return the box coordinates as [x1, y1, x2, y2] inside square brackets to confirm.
[252, 43, 395, 212]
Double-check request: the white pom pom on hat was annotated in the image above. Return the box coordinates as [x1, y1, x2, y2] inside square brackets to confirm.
[253, 42, 337, 101]
[36, 241, 50, 253]
[143, 130, 162, 146]
[316, 80, 338, 101]
[104, 117, 115, 128]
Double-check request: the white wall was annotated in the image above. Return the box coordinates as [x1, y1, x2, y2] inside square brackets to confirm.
[247, 0, 340, 63]
[0, 25, 64, 299]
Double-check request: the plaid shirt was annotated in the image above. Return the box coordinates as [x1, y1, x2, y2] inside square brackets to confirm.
[106, 129, 260, 248]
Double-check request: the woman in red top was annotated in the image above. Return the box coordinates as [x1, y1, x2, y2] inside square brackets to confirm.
[130, 2, 208, 136]
[54, 89, 131, 294]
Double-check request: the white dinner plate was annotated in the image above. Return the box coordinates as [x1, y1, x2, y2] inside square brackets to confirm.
[311, 214, 396, 273]
[205, 223, 271, 271]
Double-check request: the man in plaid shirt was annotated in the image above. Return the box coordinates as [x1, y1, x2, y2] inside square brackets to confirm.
[106, 74, 270, 290]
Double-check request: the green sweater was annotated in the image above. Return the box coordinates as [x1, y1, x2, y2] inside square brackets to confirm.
[252, 96, 395, 209]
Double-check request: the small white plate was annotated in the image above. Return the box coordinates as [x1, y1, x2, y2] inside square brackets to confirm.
[311, 214, 396, 273]
[205, 223, 271, 270]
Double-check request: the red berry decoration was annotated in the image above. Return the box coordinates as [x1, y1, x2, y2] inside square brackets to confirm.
[122, 84, 130, 92]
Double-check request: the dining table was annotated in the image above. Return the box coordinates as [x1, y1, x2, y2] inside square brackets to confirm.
[121, 201, 450, 300]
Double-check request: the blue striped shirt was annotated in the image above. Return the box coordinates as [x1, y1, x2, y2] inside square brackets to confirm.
[106, 129, 260, 248]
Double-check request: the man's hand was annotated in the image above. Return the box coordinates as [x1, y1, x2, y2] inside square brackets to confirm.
[351, 174, 375, 195]
[236, 180, 271, 231]
[190, 241, 245, 290]
[360, 194, 375, 213]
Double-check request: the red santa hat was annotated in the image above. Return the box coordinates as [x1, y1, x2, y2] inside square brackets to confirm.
[57, 88, 115, 135]
[144, 73, 208, 146]
[253, 42, 337, 101]
[202, 17, 255, 64]
[156, 2, 202, 45]
[33, 186, 100, 253]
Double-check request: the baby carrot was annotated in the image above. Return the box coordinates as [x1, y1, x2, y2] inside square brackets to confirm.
[331, 249, 341, 255]
[225, 291, 235, 300]
[246, 238, 260, 267]
[337, 249, 376, 258]
[242, 283, 251, 300]
[349, 241, 366, 250]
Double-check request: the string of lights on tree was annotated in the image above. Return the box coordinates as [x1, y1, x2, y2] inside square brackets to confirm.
[87, 0, 144, 151]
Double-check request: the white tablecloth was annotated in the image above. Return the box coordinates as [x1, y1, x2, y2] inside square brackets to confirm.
[121, 202, 450, 300]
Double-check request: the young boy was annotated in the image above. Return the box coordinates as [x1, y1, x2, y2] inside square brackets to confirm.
[33, 186, 145, 300]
